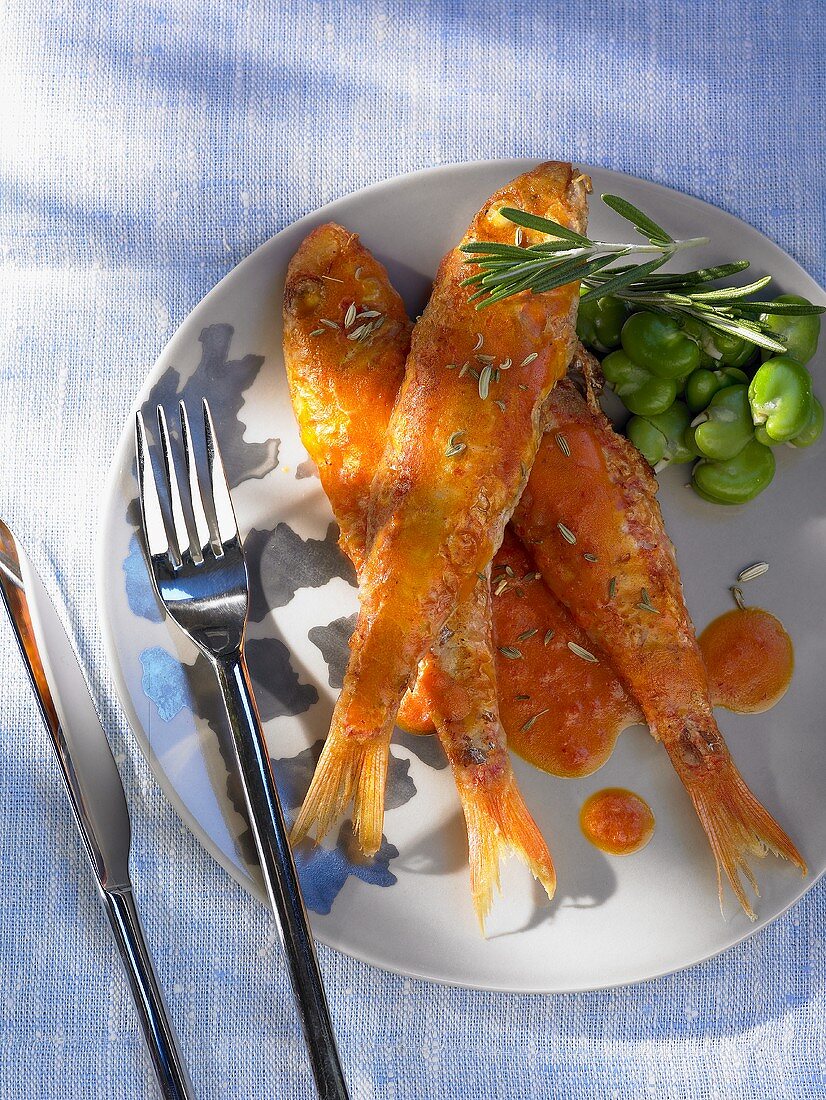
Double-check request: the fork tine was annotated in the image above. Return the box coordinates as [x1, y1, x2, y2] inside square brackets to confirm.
[135, 411, 171, 561]
[202, 399, 240, 546]
[179, 401, 214, 559]
[156, 405, 193, 563]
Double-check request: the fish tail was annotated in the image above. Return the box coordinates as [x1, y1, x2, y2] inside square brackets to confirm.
[291, 728, 390, 857]
[353, 736, 390, 856]
[454, 768, 556, 932]
[664, 736, 806, 919]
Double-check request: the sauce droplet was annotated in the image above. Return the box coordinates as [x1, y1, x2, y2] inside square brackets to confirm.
[580, 788, 655, 855]
[700, 607, 794, 714]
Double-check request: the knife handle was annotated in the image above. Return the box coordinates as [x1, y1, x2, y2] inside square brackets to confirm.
[100, 886, 195, 1100]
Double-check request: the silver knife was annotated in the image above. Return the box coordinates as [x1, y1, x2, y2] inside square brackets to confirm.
[0, 521, 195, 1100]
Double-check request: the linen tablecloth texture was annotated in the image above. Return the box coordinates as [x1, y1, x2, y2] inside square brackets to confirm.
[1, 2, 824, 1097]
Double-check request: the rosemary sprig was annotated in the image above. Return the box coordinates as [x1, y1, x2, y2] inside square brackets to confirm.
[461, 195, 825, 353]
[582, 265, 803, 354]
[461, 196, 705, 308]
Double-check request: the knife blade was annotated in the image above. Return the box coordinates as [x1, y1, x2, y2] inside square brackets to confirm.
[0, 520, 195, 1099]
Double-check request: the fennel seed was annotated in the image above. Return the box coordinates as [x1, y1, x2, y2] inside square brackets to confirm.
[498, 646, 523, 660]
[737, 562, 769, 583]
[557, 522, 577, 544]
[521, 353, 538, 366]
[445, 430, 467, 457]
[567, 641, 598, 663]
[637, 588, 660, 614]
[344, 303, 357, 328]
[731, 585, 747, 610]
[544, 629, 555, 646]
[517, 628, 538, 642]
[583, 552, 598, 563]
[521, 708, 550, 733]
[556, 433, 570, 457]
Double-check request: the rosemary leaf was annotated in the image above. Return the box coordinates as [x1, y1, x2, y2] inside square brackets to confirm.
[601, 193, 674, 244]
[689, 276, 772, 302]
[579, 254, 670, 302]
[733, 300, 826, 315]
[497, 207, 590, 245]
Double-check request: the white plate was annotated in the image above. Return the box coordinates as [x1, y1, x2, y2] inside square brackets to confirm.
[98, 160, 826, 992]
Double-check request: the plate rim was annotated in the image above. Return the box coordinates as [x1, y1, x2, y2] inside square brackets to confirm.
[96, 157, 826, 993]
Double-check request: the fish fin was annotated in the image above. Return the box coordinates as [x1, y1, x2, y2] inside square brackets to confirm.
[291, 731, 389, 857]
[666, 744, 806, 920]
[396, 680, 437, 735]
[454, 770, 556, 933]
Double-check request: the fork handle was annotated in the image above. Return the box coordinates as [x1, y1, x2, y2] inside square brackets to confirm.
[214, 653, 349, 1100]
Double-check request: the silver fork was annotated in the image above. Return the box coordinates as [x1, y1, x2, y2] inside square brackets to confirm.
[136, 399, 349, 1100]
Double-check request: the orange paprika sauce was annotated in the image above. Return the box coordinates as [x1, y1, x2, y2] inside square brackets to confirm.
[700, 606, 794, 714]
[492, 530, 641, 777]
[580, 788, 655, 855]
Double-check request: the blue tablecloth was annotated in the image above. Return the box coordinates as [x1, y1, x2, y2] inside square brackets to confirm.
[1, 2, 823, 1096]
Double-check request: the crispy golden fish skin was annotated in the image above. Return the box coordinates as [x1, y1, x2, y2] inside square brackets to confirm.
[292, 162, 590, 855]
[283, 222, 555, 924]
[511, 379, 805, 917]
[282, 221, 412, 571]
